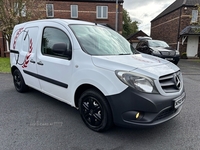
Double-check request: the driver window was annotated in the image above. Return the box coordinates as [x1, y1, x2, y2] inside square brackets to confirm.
[41, 27, 72, 59]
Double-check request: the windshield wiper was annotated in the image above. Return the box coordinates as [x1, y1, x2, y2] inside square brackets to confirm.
[118, 53, 131, 55]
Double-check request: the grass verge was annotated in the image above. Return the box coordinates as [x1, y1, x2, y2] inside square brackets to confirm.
[0, 58, 11, 73]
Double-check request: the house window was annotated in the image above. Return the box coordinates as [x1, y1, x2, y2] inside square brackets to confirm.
[96, 6, 108, 19]
[46, 4, 54, 17]
[21, 3, 26, 17]
[14, 3, 26, 17]
[191, 10, 198, 23]
[71, 5, 78, 18]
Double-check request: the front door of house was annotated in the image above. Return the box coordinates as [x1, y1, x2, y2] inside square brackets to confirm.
[187, 35, 199, 57]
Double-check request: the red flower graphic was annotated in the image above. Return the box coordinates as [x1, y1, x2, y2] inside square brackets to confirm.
[22, 39, 33, 68]
[13, 28, 24, 49]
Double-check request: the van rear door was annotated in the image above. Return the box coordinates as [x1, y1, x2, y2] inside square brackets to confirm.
[19, 26, 41, 90]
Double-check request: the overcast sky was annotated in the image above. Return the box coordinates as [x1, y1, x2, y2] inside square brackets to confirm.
[123, 0, 176, 35]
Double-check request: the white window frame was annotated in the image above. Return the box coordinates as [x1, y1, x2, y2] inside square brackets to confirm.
[46, 4, 54, 18]
[6, 41, 10, 52]
[21, 4, 26, 17]
[96, 6, 108, 19]
[71, 5, 78, 18]
[191, 10, 198, 23]
[14, 3, 26, 17]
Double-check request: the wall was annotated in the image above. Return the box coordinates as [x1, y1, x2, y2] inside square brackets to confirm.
[151, 6, 199, 57]
[45, 1, 123, 32]
[180, 7, 200, 57]
[0, 32, 3, 57]
[151, 8, 181, 49]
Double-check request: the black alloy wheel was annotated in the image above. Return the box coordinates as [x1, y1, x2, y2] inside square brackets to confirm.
[79, 89, 113, 132]
[13, 69, 28, 93]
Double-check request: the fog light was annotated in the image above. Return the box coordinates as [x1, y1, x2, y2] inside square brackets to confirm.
[122, 111, 144, 121]
[136, 112, 140, 119]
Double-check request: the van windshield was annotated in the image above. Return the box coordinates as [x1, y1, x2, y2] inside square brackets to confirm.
[70, 24, 136, 55]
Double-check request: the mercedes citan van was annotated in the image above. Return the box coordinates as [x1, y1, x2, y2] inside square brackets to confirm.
[10, 19, 185, 132]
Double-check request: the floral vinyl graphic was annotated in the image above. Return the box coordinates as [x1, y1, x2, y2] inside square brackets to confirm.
[13, 28, 24, 49]
[22, 39, 33, 68]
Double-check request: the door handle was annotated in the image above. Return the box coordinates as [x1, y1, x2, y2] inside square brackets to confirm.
[37, 61, 44, 66]
[30, 59, 35, 64]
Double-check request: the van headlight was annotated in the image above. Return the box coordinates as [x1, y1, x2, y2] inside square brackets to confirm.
[115, 71, 158, 93]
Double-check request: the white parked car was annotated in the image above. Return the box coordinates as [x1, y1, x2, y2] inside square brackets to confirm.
[10, 19, 185, 132]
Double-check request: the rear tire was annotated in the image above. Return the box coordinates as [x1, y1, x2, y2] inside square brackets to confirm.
[13, 69, 29, 93]
[78, 89, 113, 132]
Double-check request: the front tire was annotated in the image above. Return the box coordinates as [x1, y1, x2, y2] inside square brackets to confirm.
[78, 89, 113, 132]
[13, 69, 28, 93]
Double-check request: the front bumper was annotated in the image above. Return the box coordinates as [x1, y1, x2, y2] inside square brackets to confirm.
[106, 87, 185, 127]
[153, 54, 180, 64]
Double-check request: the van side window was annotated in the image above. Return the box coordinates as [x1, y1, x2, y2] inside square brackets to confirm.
[41, 27, 72, 59]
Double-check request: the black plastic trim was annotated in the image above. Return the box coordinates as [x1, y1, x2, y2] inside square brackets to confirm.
[10, 50, 19, 54]
[106, 87, 185, 127]
[23, 70, 68, 88]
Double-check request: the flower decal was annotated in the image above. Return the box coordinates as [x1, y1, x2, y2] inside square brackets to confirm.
[22, 39, 33, 68]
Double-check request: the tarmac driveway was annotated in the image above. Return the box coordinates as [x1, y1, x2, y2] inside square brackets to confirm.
[0, 59, 200, 150]
[178, 59, 200, 75]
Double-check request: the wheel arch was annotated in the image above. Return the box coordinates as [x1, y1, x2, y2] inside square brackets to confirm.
[11, 66, 19, 75]
[74, 84, 111, 110]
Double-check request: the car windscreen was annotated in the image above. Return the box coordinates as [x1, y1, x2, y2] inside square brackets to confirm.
[148, 40, 169, 47]
[69, 24, 136, 55]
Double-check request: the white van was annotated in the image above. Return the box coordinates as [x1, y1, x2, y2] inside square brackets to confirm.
[10, 19, 185, 132]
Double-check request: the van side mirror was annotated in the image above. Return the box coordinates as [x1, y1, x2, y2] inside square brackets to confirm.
[52, 43, 72, 59]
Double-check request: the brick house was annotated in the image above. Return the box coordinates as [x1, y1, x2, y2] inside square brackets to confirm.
[151, 0, 200, 58]
[0, 0, 124, 57]
[126, 30, 149, 48]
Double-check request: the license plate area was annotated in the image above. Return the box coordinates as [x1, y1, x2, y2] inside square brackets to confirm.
[174, 93, 186, 109]
[165, 58, 173, 61]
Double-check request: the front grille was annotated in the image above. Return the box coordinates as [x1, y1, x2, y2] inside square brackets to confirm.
[160, 51, 175, 56]
[159, 71, 181, 93]
[154, 107, 176, 121]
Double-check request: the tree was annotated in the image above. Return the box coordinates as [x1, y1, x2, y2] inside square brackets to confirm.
[122, 9, 139, 38]
[0, 0, 46, 47]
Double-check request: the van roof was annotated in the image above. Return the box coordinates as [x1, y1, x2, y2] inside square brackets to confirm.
[17, 19, 95, 26]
